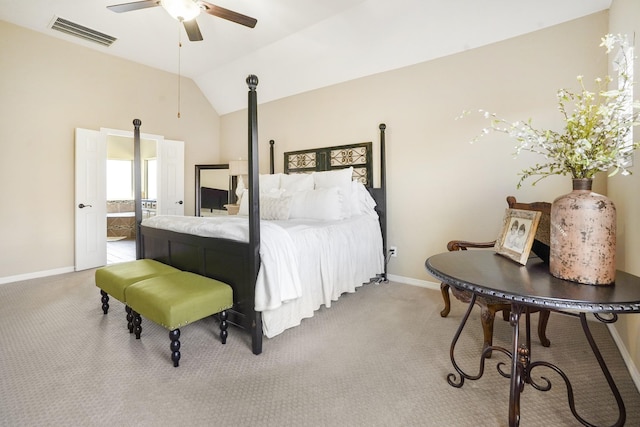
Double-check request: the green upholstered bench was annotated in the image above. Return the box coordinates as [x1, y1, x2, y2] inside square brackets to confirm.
[125, 271, 233, 367]
[95, 259, 180, 331]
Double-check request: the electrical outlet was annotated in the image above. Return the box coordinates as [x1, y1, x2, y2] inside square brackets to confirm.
[389, 246, 397, 257]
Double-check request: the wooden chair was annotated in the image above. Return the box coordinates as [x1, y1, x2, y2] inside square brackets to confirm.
[439, 196, 551, 357]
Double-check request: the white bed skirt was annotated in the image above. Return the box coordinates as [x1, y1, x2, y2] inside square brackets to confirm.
[141, 214, 384, 338]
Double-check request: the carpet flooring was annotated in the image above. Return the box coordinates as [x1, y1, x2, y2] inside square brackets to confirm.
[0, 269, 638, 426]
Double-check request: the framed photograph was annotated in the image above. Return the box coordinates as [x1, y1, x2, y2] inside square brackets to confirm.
[494, 208, 542, 265]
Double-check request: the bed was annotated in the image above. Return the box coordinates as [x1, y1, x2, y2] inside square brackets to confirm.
[137, 75, 387, 354]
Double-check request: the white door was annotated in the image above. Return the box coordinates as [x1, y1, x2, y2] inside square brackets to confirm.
[75, 128, 107, 270]
[157, 139, 185, 215]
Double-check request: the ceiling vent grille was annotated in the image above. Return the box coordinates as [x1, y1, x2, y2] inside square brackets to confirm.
[50, 16, 116, 47]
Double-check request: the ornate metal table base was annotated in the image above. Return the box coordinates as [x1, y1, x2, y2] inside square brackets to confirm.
[447, 294, 625, 427]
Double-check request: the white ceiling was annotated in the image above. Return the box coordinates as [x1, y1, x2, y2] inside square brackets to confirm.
[0, 0, 612, 115]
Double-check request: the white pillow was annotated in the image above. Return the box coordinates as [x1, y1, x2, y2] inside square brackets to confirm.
[350, 180, 363, 216]
[312, 166, 353, 189]
[312, 167, 353, 217]
[260, 194, 292, 220]
[280, 173, 314, 193]
[259, 173, 282, 193]
[238, 189, 291, 220]
[238, 189, 250, 216]
[289, 187, 344, 221]
[353, 181, 378, 217]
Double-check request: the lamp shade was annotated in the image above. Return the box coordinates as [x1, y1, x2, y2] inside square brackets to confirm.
[161, 0, 201, 21]
[229, 160, 249, 176]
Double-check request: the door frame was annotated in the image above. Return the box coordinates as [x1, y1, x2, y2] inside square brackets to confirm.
[74, 127, 166, 270]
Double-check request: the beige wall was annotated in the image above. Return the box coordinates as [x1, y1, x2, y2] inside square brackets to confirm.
[0, 20, 221, 279]
[608, 0, 640, 381]
[221, 12, 609, 282]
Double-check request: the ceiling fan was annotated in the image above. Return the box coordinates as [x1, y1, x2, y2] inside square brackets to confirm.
[107, 0, 257, 42]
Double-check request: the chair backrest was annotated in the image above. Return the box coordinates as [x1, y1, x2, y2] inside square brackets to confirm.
[506, 196, 551, 262]
[446, 196, 552, 259]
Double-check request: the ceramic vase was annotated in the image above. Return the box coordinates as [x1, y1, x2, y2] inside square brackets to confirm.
[549, 178, 616, 285]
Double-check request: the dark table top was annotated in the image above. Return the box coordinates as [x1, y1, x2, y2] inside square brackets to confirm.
[425, 251, 640, 313]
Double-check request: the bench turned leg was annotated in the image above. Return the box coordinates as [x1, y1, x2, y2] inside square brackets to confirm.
[133, 311, 142, 339]
[100, 290, 110, 314]
[170, 329, 181, 367]
[126, 306, 134, 333]
[220, 310, 228, 344]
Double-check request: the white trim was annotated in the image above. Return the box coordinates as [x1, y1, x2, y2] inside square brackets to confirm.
[387, 273, 440, 291]
[0, 266, 75, 285]
[100, 127, 164, 142]
[608, 323, 640, 394]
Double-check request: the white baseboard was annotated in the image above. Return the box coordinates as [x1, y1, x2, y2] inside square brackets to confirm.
[608, 323, 640, 393]
[0, 266, 75, 285]
[389, 273, 640, 395]
[387, 273, 440, 291]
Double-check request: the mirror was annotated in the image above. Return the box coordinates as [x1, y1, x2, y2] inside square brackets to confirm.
[195, 164, 230, 217]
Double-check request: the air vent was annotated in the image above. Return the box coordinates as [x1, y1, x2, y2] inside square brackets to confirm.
[50, 16, 116, 47]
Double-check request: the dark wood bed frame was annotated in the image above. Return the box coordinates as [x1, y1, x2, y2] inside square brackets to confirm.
[136, 75, 387, 355]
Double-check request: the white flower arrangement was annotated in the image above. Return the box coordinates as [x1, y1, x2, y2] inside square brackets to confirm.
[466, 34, 640, 188]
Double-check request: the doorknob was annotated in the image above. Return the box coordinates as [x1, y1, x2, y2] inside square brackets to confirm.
[78, 203, 93, 209]
[176, 201, 183, 205]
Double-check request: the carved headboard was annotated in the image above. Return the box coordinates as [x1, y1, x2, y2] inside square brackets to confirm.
[283, 142, 373, 187]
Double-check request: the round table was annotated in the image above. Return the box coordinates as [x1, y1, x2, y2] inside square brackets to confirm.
[425, 251, 640, 427]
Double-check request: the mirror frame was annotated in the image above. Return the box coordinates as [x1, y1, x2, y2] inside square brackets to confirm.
[195, 164, 229, 216]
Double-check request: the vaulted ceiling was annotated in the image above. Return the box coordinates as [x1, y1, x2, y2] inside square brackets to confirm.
[0, 0, 612, 114]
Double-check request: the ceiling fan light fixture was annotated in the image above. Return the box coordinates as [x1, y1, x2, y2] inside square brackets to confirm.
[161, 0, 201, 21]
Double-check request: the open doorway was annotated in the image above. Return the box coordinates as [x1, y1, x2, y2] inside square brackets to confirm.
[106, 135, 157, 264]
[75, 127, 183, 271]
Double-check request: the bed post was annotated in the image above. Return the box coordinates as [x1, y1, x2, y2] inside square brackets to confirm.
[133, 118, 143, 260]
[246, 75, 263, 355]
[269, 140, 275, 174]
[379, 123, 387, 281]
[379, 124, 386, 190]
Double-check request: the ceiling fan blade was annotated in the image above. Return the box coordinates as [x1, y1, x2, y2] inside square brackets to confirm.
[107, 0, 161, 13]
[183, 19, 203, 42]
[201, 2, 257, 28]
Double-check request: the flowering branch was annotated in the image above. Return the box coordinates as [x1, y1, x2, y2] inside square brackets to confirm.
[466, 34, 640, 188]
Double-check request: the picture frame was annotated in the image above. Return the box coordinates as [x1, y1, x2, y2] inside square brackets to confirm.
[494, 208, 542, 265]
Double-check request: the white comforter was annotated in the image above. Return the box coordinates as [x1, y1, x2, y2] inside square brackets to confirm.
[141, 215, 302, 311]
[141, 214, 384, 337]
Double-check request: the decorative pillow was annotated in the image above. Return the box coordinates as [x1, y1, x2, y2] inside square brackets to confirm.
[312, 167, 353, 217]
[238, 189, 291, 220]
[259, 173, 282, 193]
[280, 173, 314, 193]
[289, 187, 344, 221]
[260, 194, 292, 220]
